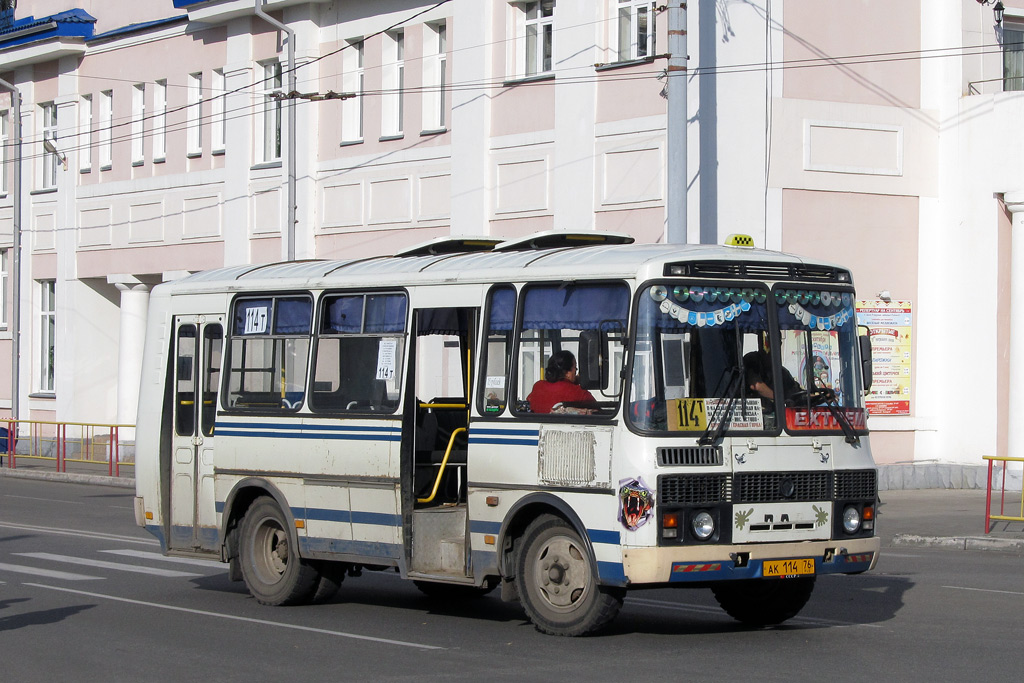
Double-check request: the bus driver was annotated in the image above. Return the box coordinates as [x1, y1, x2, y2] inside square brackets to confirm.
[527, 350, 597, 413]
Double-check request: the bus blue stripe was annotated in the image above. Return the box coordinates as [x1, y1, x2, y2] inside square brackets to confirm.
[215, 428, 401, 442]
[471, 428, 540, 437]
[217, 421, 400, 433]
[298, 507, 401, 527]
[469, 520, 502, 535]
[468, 437, 539, 446]
[588, 529, 621, 545]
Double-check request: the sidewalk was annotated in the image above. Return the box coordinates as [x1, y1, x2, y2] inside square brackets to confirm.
[3, 464, 1023, 552]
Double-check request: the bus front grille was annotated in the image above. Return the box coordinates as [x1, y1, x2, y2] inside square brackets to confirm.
[834, 469, 877, 499]
[734, 471, 832, 503]
[658, 474, 731, 505]
[657, 445, 723, 466]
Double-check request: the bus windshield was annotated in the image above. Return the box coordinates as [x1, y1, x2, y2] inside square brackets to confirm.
[629, 283, 866, 436]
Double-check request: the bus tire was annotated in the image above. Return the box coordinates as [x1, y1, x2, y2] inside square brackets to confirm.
[239, 497, 319, 606]
[515, 515, 623, 636]
[711, 576, 816, 626]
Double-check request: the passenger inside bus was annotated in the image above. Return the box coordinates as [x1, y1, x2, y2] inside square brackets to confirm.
[527, 350, 598, 413]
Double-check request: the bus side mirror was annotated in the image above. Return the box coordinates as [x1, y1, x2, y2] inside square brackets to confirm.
[577, 329, 606, 391]
[858, 331, 873, 394]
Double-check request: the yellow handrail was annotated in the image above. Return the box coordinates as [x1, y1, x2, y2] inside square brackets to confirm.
[417, 427, 466, 504]
[983, 455, 1024, 530]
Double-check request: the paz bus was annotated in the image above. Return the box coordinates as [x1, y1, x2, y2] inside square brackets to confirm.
[133, 231, 880, 636]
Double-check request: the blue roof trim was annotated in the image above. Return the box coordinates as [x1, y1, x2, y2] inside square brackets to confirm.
[173, 0, 214, 7]
[0, 9, 95, 50]
[89, 16, 188, 44]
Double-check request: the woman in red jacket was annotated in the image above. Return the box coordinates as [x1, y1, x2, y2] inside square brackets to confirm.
[527, 350, 597, 413]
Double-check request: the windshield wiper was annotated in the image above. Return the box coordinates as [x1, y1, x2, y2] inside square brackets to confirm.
[699, 367, 741, 446]
[820, 390, 860, 445]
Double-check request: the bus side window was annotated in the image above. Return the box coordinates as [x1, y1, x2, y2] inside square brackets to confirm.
[479, 286, 515, 416]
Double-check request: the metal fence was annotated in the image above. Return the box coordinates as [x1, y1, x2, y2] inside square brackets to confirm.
[1, 419, 134, 478]
[984, 455, 1024, 533]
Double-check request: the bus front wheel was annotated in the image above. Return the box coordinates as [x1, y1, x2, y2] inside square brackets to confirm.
[711, 576, 815, 626]
[515, 515, 623, 636]
[239, 497, 319, 606]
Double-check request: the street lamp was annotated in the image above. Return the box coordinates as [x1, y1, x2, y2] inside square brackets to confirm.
[978, 0, 1006, 26]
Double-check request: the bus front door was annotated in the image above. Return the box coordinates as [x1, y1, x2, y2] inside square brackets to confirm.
[169, 317, 224, 552]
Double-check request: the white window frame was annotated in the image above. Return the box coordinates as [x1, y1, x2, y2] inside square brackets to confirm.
[212, 68, 226, 153]
[40, 102, 58, 190]
[341, 40, 364, 143]
[39, 279, 55, 393]
[259, 61, 282, 162]
[0, 249, 7, 328]
[615, 0, 655, 62]
[382, 29, 405, 138]
[153, 80, 167, 162]
[99, 90, 112, 170]
[1, 110, 8, 192]
[78, 95, 92, 172]
[131, 83, 145, 164]
[187, 72, 203, 155]
[523, 1, 554, 77]
[422, 22, 447, 131]
[1004, 26, 1024, 91]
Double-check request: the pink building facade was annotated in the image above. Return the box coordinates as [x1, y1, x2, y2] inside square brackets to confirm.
[0, 0, 1021, 487]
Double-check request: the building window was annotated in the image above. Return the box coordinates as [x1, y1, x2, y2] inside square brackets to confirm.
[40, 102, 58, 190]
[39, 279, 55, 393]
[260, 61, 282, 161]
[617, 0, 655, 61]
[0, 249, 7, 327]
[1004, 28, 1024, 91]
[153, 80, 167, 162]
[1, 110, 8, 192]
[187, 72, 203, 155]
[524, 1, 554, 76]
[382, 29, 405, 137]
[78, 95, 92, 172]
[99, 90, 112, 169]
[342, 40, 364, 143]
[131, 83, 145, 164]
[423, 22, 447, 131]
[212, 68, 226, 153]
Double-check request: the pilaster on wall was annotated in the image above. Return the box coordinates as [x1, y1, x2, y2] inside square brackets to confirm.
[1001, 193, 1024, 462]
[222, 17, 256, 267]
[450, 0, 492, 235]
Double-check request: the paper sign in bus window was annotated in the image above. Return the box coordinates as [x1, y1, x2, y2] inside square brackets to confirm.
[376, 338, 398, 381]
[244, 306, 268, 334]
[667, 398, 764, 431]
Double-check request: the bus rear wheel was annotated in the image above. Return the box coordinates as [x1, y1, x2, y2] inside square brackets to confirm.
[711, 577, 815, 626]
[515, 515, 623, 636]
[239, 497, 319, 606]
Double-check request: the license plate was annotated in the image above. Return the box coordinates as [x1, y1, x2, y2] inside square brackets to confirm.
[763, 558, 815, 578]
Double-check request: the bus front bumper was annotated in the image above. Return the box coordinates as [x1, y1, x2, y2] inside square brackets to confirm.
[621, 536, 880, 584]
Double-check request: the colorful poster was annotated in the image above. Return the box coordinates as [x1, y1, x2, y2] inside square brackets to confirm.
[855, 300, 912, 416]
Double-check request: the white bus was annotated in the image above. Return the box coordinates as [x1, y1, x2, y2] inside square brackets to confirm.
[134, 231, 880, 636]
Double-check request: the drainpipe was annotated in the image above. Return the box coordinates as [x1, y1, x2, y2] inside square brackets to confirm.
[0, 77, 21, 421]
[254, 0, 297, 261]
[665, 2, 687, 244]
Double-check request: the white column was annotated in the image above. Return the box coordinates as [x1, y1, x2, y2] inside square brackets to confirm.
[1004, 197, 1024, 460]
[110, 278, 151, 428]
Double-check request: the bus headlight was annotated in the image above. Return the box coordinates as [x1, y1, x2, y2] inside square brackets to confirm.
[692, 511, 716, 540]
[842, 505, 862, 534]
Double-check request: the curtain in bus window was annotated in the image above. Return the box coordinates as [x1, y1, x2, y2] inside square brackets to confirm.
[487, 286, 516, 331]
[323, 295, 363, 333]
[365, 294, 407, 333]
[522, 284, 628, 330]
[275, 298, 312, 334]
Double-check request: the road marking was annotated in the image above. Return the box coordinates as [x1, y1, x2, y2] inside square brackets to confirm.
[15, 553, 202, 578]
[626, 596, 881, 628]
[25, 584, 445, 650]
[944, 585, 1024, 596]
[0, 562, 101, 581]
[100, 549, 224, 568]
[0, 521, 159, 546]
[4, 494, 86, 505]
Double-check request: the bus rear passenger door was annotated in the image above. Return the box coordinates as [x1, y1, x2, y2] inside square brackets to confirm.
[169, 316, 224, 552]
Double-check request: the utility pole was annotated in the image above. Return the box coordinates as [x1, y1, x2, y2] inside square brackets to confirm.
[665, 2, 688, 244]
[0, 76, 21, 422]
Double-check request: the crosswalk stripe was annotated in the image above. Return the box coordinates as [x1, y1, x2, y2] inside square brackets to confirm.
[0, 561, 102, 581]
[99, 549, 224, 568]
[15, 553, 203, 578]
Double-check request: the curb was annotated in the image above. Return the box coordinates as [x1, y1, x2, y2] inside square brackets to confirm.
[891, 533, 1024, 552]
[0, 467, 134, 489]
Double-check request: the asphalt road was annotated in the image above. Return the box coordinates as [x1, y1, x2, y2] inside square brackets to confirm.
[1, 476, 1021, 682]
